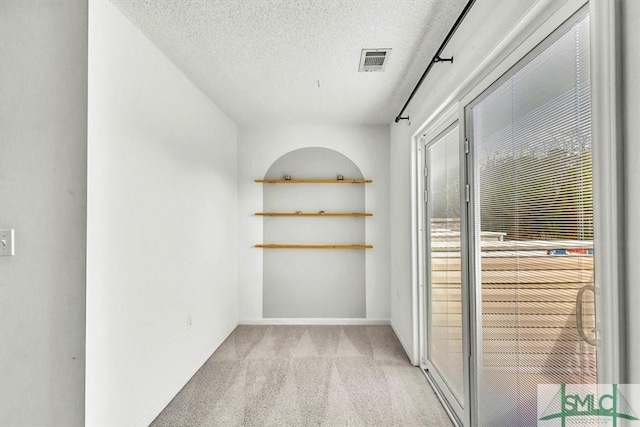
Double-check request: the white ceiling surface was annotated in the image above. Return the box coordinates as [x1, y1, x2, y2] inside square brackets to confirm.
[111, 0, 467, 126]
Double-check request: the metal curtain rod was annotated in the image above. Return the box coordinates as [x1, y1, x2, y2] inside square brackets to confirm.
[394, 0, 476, 123]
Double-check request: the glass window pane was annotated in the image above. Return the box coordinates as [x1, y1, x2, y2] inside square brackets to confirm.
[472, 14, 596, 426]
[428, 125, 464, 404]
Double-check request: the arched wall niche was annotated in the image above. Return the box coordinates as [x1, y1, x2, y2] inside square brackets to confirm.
[262, 147, 366, 318]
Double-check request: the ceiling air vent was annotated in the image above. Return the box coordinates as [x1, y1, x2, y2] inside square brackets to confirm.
[358, 49, 391, 72]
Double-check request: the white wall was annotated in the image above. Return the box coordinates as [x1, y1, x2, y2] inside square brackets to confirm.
[87, 2, 238, 426]
[390, 0, 540, 363]
[621, 0, 640, 384]
[238, 125, 390, 322]
[0, 1, 87, 425]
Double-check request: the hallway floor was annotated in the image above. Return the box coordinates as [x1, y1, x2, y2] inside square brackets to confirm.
[151, 325, 452, 426]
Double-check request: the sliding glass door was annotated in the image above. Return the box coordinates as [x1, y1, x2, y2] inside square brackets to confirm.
[421, 7, 602, 426]
[423, 124, 467, 423]
[467, 10, 596, 426]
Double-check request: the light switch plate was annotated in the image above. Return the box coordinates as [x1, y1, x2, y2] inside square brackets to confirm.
[1, 229, 15, 256]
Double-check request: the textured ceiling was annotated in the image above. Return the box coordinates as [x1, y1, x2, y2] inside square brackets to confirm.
[111, 0, 467, 126]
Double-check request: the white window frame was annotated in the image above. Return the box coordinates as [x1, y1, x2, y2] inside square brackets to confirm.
[417, 114, 467, 426]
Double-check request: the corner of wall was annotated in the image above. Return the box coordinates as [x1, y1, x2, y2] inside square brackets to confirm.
[391, 320, 418, 366]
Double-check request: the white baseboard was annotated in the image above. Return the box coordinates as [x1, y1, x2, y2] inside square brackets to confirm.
[135, 321, 237, 427]
[391, 321, 418, 366]
[239, 318, 390, 326]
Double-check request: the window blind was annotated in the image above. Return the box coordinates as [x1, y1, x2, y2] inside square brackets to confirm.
[471, 14, 594, 426]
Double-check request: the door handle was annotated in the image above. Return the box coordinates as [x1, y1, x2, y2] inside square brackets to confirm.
[575, 285, 598, 346]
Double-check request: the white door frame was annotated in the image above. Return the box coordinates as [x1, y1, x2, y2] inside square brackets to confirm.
[417, 117, 469, 427]
[588, 0, 624, 385]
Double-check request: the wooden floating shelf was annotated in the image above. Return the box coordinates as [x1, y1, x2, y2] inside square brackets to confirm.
[255, 244, 373, 249]
[255, 179, 372, 184]
[256, 212, 372, 217]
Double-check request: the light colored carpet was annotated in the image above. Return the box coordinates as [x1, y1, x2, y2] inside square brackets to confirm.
[150, 325, 453, 426]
